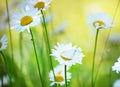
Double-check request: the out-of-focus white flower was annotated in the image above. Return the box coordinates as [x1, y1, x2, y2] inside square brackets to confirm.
[41, 13, 53, 24]
[0, 0, 22, 30]
[3, 75, 9, 86]
[113, 79, 120, 87]
[87, 12, 113, 29]
[112, 56, 120, 73]
[0, 79, 1, 87]
[10, 5, 41, 32]
[0, 35, 8, 51]
[51, 21, 68, 35]
[0, 13, 9, 30]
[109, 34, 120, 44]
[0, 75, 9, 86]
[51, 43, 85, 66]
[49, 65, 71, 86]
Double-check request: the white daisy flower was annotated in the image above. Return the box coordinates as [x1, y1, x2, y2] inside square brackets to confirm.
[112, 56, 120, 73]
[0, 35, 8, 51]
[49, 65, 71, 86]
[87, 12, 113, 29]
[25, 0, 52, 11]
[113, 79, 120, 87]
[10, 5, 41, 32]
[51, 43, 85, 66]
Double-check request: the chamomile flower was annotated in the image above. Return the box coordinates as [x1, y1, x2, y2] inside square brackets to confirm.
[10, 5, 41, 32]
[87, 12, 113, 29]
[112, 56, 120, 73]
[51, 43, 85, 66]
[25, 0, 52, 11]
[113, 79, 120, 87]
[0, 35, 8, 51]
[49, 65, 71, 86]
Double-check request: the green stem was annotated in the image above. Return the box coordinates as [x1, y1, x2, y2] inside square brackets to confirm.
[41, 10, 55, 79]
[0, 51, 12, 87]
[29, 28, 44, 87]
[65, 65, 67, 87]
[57, 84, 60, 87]
[92, 29, 99, 87]
[5, 0, 14, 82]
[19, 33, 23, 71]
[93, 59, 103, 86]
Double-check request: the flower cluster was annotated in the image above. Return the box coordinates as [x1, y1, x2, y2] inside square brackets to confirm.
[49, 43, 85, 86]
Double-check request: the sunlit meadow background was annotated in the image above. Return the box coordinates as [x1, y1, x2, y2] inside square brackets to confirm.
[0, 0, 120, 87]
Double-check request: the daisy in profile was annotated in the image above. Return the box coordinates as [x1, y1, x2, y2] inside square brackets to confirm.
[0, 35, 8, 51]
[112, 56, 120, 73]
[10, 5, 40, 32]
[49, 65, 71, 86]
[113, 79, 120, 87]
[51, 43, 85, 66]
[25, 0, 52, 11]
[87, 12, 113, 29]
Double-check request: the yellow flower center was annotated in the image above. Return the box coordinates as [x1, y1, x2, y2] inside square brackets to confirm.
[34, 2, 45, 9]
[61, 51, 72, 61]
[0, 42, 2, 48]
[55, 75, 64, 82]
[61, 55, 72, 61]
[20, 16, 33, 26]
[93, 20, 105, 27]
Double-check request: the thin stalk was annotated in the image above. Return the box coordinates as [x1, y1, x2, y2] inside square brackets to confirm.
[94, 58, 103, 86]
[30, 28, 44, 87]
[65, 65, 67, 87]
[92, 29, 99, 87]
[41, 10, 55, 79]
[5, 0, 14, 80]
[19, 32, 23, 71]
[0, 51, 12, 87]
